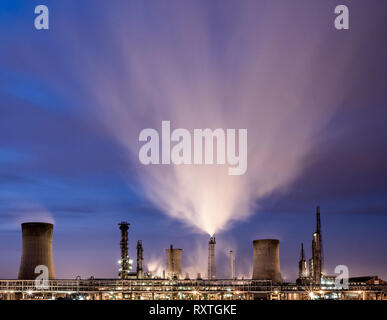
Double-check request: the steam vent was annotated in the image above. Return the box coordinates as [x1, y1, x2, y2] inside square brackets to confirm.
[252, 239, 281, 284]
[18, 222, 56, 280]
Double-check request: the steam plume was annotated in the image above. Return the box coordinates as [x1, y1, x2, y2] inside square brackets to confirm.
[63, 2, 352, 235]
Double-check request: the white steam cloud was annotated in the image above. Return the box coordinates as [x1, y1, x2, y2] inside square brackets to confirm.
[67, 2, 350, 235]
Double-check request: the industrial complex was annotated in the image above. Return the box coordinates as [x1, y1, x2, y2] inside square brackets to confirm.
[0, 207, 386, 300]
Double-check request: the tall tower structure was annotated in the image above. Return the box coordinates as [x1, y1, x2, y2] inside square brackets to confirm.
[165, 245, 182, 279]
[118, 222, 130, 279]
[208, 236, 216, 280]
[298, 243, 308, 278]
[136, 240, 143, 279]
[18, 222, 56, 280]
[311, 206, 323, 284]
[252, 239, 281, 283]
[229, 250, 235, 279]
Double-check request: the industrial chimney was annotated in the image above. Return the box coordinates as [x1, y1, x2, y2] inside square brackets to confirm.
[229, 250, 235, 279]
[252, 239, 281, 284]
[18, 222, 56, 280]
[165, 245, 182, 279]
[208, 236, 216, 280]
[311, 206, 323, 284]
[298, 243, 308, 279]
[136, 240, 143, 279]
[118, 222, 130, 279]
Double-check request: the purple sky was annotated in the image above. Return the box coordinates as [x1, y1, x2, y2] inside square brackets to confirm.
[0, 0, 386, 281]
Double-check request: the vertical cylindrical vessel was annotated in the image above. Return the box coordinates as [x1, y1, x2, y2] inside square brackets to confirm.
[137, 240, 143, 279]
[208, 236, 216, 280]
[18, 222, 56, 280]
[165, 245, 182, 279]
[118, 222, 130, 279]
[252, 239, 281, 283]
[229, 250, 235, 279]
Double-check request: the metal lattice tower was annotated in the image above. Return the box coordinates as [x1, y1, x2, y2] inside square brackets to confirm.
[118, 222, 130, 279]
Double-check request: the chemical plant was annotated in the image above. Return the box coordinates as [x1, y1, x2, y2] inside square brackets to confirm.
[0, 207, 386, 300]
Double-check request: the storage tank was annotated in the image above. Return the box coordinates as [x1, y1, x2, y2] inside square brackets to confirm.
[252, 239, 281, 283]
[18, 222, 56, 280]
[165, 245, 182, 279]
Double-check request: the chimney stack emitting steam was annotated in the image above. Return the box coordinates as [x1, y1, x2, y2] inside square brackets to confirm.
[208, 236, 216, 280]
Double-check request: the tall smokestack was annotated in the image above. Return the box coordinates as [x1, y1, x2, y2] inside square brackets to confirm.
[298, 243, 307, 278]
[252, 239, 281, 283]
[18, 222, 56, 280]
[165, 245, 182, 279]
[229, 250, 235, 279]
[311, 206, 323, 284]
[316, 205, 321, 234]
[136, 240, 143, 279]
[208, 236, 216, 280]
[118, 222, 130, 279]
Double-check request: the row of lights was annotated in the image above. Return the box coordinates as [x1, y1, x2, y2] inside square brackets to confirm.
[309, 290, 363, 299]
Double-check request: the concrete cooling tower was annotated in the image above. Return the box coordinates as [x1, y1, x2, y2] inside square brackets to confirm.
[252, 239, 281, 284]
[18, 222, 56, 280]
[165, 245, 182, 279]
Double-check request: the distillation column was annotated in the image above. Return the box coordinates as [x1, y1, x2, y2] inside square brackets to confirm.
[208, 236, 216, 280]
[118, 222, 130, 279]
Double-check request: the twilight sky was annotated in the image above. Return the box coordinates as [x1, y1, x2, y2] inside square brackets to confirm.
[0, 0, 386, 281]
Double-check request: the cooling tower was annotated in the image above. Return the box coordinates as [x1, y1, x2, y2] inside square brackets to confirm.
[18, 222, 56, 280]
[252, 239, 281, 283]
[165, 245, 182, 279]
